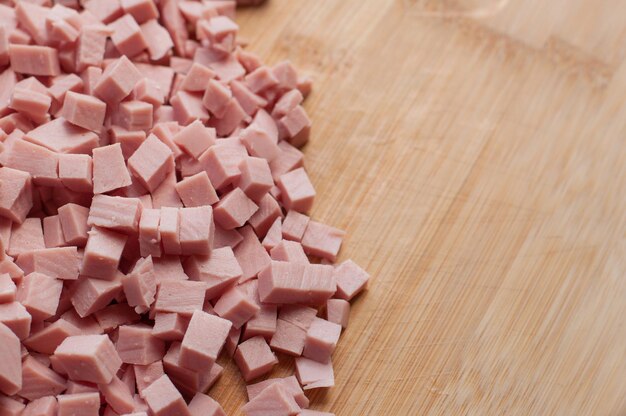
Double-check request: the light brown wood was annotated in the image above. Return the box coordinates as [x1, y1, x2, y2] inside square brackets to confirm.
[212, 1, 626, 414]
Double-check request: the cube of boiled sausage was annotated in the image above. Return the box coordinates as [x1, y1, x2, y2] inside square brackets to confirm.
[241, 383, 300, 416]
[0, 167, 32, 224]
[88, 195, 143, 234]
[57, 393, 100, 416]
[246, 375, 309, 409]
[92, 143, 132, 194]
[9, 44, 60, 76]
[80, 227, 128, 280]
[17, 272, 63, 321]
[175, 171, 219, 207]
[258, 261, 335, 305]
[128, 134, 175, 193]
[187, 393, 226, 416]
[116, 324, 165, 365]
[333, 260, 370, 301]
[326, 299, 350, 329]
[0, 301, 32, 340]
[58, 154, 93, 193]
[234, 336, 277, 382]
[294, 357, 334, 390]
[61, 91, 106, 133]
[94, 56, 142, 104]
[277, 167, 315, 213]
[54, 335, 122, 384]
[180, 310, 231, 371]
[0, 321, 22, 396]
[302, 317, 341, 363]
[140, 374, 191, 416]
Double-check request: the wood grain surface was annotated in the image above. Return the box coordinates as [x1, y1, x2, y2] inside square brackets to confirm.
[211, 1, 626, 414]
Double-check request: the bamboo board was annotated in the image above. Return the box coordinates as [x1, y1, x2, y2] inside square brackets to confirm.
[210, 1, 626, 414]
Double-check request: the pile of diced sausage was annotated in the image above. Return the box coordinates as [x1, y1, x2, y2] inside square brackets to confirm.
[0, 0, 370, 415]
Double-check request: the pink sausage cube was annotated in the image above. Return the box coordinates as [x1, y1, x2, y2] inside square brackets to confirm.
[17, 272, 62, 321]
[48, 73, 84, 104]
[81, 227, 128, 280]
[83, 0, 123, 23]
[277, 167, 315, 213]
[140, 374, 191, 416]
[123, 256, 156, 312]
[237, 157, 273, 202]
[241, 383, 300, 416]
[213, 286, 259, 329]
[88, 195, 142, 234]
[138, 209, 161, 258]
[234, 336, 277, 382]
[58, 203, 89, 247]
[294, 357, 334, 390]
[271, 89, 303, 119]
[58, 154, 93, 193]
[54, 335, 122, 384]
[246, 375, 309, 409]
[175, 171, 219, 207]
[0, 301, 32, 340]
[9, 88, 51, 123]
[0, 321, 22, 396]
[326, 299, 350, 329]
[139, 18, 174, 61]
[22, 396, 58, 416]
[242, 304, 277, 342]
[128, 134, 174, 193]
[94, 56, 142, 104]
[202, 79, 231, 118]
[279, 305, 318, 330]
[24, 117, 99, 155]
[92, 143, 133, 194]
[270, 240, 309, 264]
[198, 141, 247, 190]
[248, 193, 281, 238]
[16, 247, 80, 280]
[116, 324, 165, 365]
[0, 167, 32, 224]
[111, 126, 148, 159]
[0, 396, 25, 416]
[24, 319, 81, 355]
[269, 140, 304, 182]
[244, 109, 278, 152]
[258, 261, 336, 305]
[109, 14, 148, 57]
[152, 312, 188, 341]
[119, 100, 153, 132]
[76, 26, 108, 73]
[301, 221, 345, 262]
[120, 0, 159, 24]
[57, 393, 100, 416]
[188, 393, 226, 416]
[272, 61, 298, 90]
[233, 225, 271, 283]
[180, 310, 231, 371]
[154, 280, 206, 317]
[94, 303, 141, 332]
[171, 91, 209, 126]
[43, 215, 65, 248]
[179, 206, 214, 256]
[303, 317, 341, 363]
[245, 66, 278, 94]
[269, 319, 306, 356]
[20, 355, 67, 401]
[61, 91, 106, 133]
[100, 375, 134, 414]
[70, 275, 123, 317]
[183, 246, 242, 300]
[231, 80, 267, 116]
[133, 78, 164, 108]
[0, 273, 16, 303]
[213, 188, 258, 230]
[209, 98, 248, 136]
[279, 105, 311, 147]
[262, 217, 282, 252]
[9, 44, 60, 76]
[181, 63, 215, 92]
[159, 207, 181, 255]
[8, 217, 44, 257]
[333, 259, 370, 301]
[5, 140, 59, 187]
[133, 360, 164, 394]
[173, 120, 216, 159]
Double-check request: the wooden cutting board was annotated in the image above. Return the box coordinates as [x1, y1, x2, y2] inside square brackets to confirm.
[211, 0, 626, 414]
